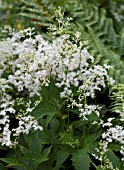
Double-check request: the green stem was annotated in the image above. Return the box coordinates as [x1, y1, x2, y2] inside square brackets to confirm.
[91, 160, 98, 169]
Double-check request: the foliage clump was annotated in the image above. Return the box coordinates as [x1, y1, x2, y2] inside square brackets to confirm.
[0, 1, 124, 170]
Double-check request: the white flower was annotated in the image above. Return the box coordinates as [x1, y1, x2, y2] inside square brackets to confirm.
[102, 125, 124, 161]
[0, 27, 115, 147]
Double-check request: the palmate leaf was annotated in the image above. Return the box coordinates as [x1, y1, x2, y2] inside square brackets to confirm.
[31, 85, 62, 125]
[71, 149, 91, 170]
[17, 146, 52, 169]
[84, 131, 102, 154]
[17, 131, 52, 169]
[55, 146, 71, 168]
[36, 146, 52, 164]
[31, 79, 65, 128]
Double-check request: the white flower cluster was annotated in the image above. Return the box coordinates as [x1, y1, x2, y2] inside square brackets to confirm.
[0, 114, 43, 148]
[79, 104, 101, 120]
[0, 93, 43, 147]
[102, 125, 124, 161]
[1, 28, 114, 97]
[121, 146, 124, 161]
[12, 115, 43, 136]
[102, 126, 124, 144]
[92, 141, 119, 170]
[0, 27, 114, 147]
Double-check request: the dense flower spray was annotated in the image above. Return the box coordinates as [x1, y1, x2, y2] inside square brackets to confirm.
[0, 8, 116, 152]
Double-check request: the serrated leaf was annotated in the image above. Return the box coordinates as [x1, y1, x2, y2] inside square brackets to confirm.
[38, 146, 52, 163]
[71, 149, 91, 170]
[0, 158, 18, 165]
[105, 149, 123, 169]
[19, 132, 48, 165]
[55, 146, 71, 168]
[108, 143, 121, 151]
[0, 158, 23, 167]
[29, 132, 43, 156]
[85, 132, 101, 143]
[84, 131, 102, 153]
[19, 145, 29, 158]
[50, 117, 61, 137]
[31, 86, 59, 121]
[7, 164, 25, 168]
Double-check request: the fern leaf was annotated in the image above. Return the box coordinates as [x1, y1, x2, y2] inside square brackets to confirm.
[120, 75, 124, 83]
[70, 2, 123, 55]
[21, 6, 43, 14]
[107, 19, 118, 48]
[96, 9, 106, 30]
[19, 0, 38, 7]
[119, 28, 124, 56]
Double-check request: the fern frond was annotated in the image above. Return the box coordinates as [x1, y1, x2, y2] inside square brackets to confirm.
[19, 0, 56, 29]
[119, 28, 124, 56]
[110, 83, 124, 116]
[70, 3, 124, 56]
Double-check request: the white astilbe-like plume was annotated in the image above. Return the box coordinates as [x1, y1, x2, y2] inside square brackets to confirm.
[102, 125, 124, 161]
[0, 27, 114, 147]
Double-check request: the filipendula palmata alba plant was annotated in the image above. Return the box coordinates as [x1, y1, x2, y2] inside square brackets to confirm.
[0, 8, 124, 170]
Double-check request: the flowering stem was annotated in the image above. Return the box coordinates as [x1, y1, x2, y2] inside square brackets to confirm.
[84, 93, 87, 109]
[90, 160, 98, 169]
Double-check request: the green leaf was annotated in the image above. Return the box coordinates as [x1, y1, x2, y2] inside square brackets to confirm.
[28, 132, 43, 158]
[108, 143, 121, 151]
[55, 146, 71, 168]
[84, 131, 102, 154]
[97, 166, 103, 170]
[19, 132, 51, 164]
[19, 145, 29, 158]
[31, 86, 60, 124]
[71, 149, 91, 170]
[0, 158, 23, 167]
[50, 117, 61, 137]
[0, 161, 8, 170]
[38, 146, 52, 163]
[105, 149, 123, 169]
[49, 79, 61, 102]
